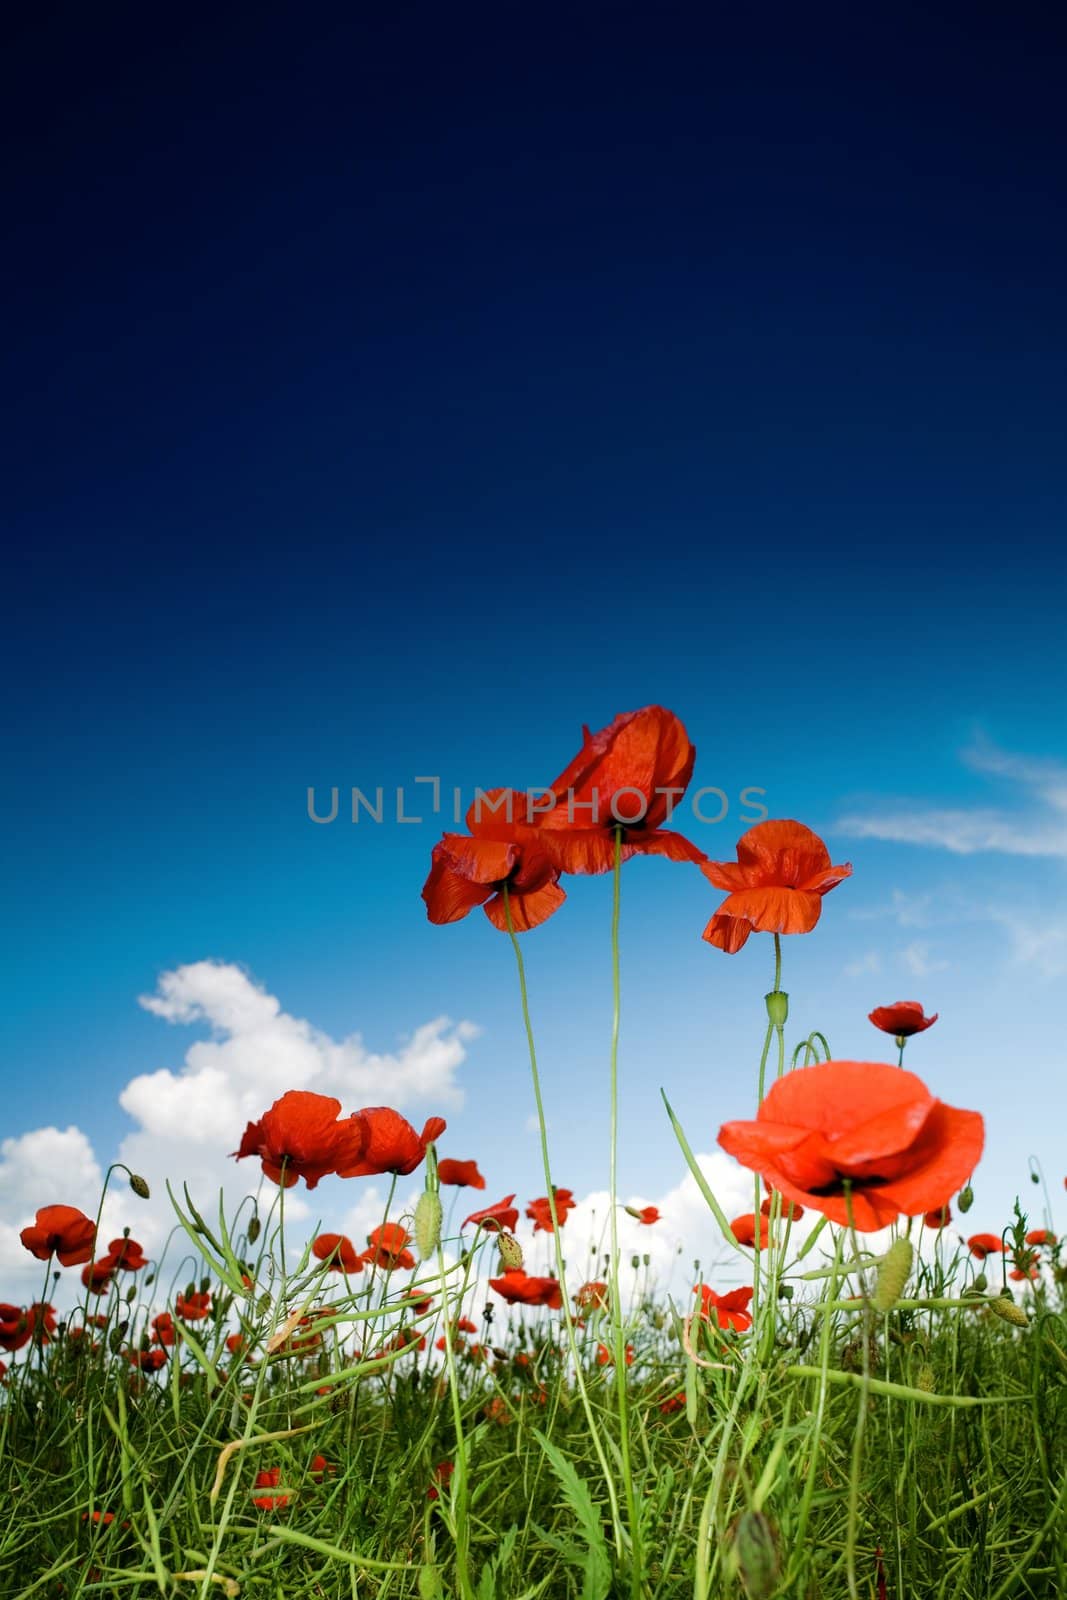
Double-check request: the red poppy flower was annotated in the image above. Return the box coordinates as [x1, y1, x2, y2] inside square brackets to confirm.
[729, 1213, 772, 1249]
[659, 1392, 685, 1414]
[462, 1194, 519, 1233]
[309, 1454, 335, 1480]
[626, 1205, 660, 1225]
[437, 1158, 486, 1189]
[1009, 1265, 1039, 1282]
[175, 1291, 211, 1322]
[967, 1233, 1006, 1259]
[535, 707, 705, 874]
[574, 1280, 610, 1311]
[428, 1460, 454, 1501]
[718, 1060, 984, 1232]
[363, 1222, 416, 1271]
[1025, 1229, 1056, 1247]
[234, 1089, 363, 1189]
[253, 1467, 289, 1511]
[335, 1107, 446, 1178]
[81, 1258, 116, 1293]
[152, 1313, 176, 1347]
[103, 1237, 149, 1272]
[596, 1341, 635, 1366]
[701, 820, 852, 952]
[423, 790, 566, 933]
[19, 1205, 97, 1267]
[869, 1002, 939, 1039]
[924, 1204, 952, 1228]
[489, 1270, 564, 1310]
[133, 1346, 167, 1373]
[0, 1305, 30, 1354]
[526, 1189, 576, 1233]
[760, 1193, 804, 1221]
[695, 1285, 754, 1331]
[312, 1232, 363, 1273]
[226, 1332, 245, 1355]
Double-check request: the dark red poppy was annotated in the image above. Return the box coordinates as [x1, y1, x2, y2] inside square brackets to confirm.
[535, 707, 705, 874]
[19, 1205, 97, 1267]
[312, 1232, 363, 1273]
[1026, 1229, 1056, 1247]
[924, 1204, 952, 1228]
[103, 1237, 149, 1272]
[151, 1313, 176, 1347]
[234, 1090, 363, 1189]
[423, 789, 566, 933]
[309, 1454, 335, 1480]
[760, 1192, 804, 1221]
[659, 1392, 685, 1414]
[868, 1002, 939, 1038]
[335, 1107, 446, 1178]
[363, 1222, 416, 1271]
[133, 1346, 167, 1373]
[253, 1467, 289, 1511]
[437, 1158, 486, 1189]
[0, 1305, 30, 1354]
[701, 820, 852, 952]
[428, 1460, 454, 1501]
[718, 1060, 984, 1232]
[695, 1284, 754, 1331]
[82, 1258, 116, 1293]
[729, 1213, 772, 1249]
[526, 1189, 576, 1233]
[626, 1205, 660, 1225]
[226, 1332, 245, 1355]
[489, 1270, 564, 1310]
[462, 1194, 519, 1233]
[175, 1291, 211, 1322]
[967, 1233, 1005, 1259]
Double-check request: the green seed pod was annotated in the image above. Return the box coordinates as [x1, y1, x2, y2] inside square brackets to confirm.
[247, 1215, 262, 1244]
[497, 1232, 524, 1271]
[777, 1283, 794, 1300]
[972, 1272, 988, 1293]
[128, 1172, 151, 1200]
[957, 1183, 974, 1214]
[414, 1191, 443, 1260]
[734, 1509, 779, 1599]
[765, 991, 789, 1027]
[874, 1238, 914, 1313]
[989, 1294, 1029, 1328]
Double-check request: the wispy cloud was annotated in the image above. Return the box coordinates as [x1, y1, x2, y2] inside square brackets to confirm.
[837, 739, 1067, 859]
[898, 941, 949, 978]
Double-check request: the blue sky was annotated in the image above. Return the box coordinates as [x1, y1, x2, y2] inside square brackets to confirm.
[2, 4, 1066, 1294]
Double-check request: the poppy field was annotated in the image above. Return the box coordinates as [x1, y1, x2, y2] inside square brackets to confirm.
[2, 706, 1065, 1600]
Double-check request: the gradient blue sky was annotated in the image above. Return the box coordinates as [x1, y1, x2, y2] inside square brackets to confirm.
[2, 4, 1066, 1282]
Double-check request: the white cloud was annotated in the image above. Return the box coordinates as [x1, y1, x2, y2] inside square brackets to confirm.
[837, 740, 1067, 859]
[844, 951, 881, 978]
[898, 942, 949, 978]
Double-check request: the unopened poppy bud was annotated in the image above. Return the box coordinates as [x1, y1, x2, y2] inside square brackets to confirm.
[415, 1192, 443, 1261]
[874, 1239, 913, 1313]
[989, 1294, 1029, 1328]
[958, 1183, 974, 1214]
[129, 1173, 151, 1200]
[497, 1233, 523, 1271]
[108, 1322, 128, 1354]
[125, 1285, 137, 1305]
[777, 1283, 794, 1300]
[972, 1272, 988, 1293]
[764, 991, 789, 1027]
[247, 1215, 261, 1245]
[734, 1509, 779, 1599]
[630, 1254, 640, 1270]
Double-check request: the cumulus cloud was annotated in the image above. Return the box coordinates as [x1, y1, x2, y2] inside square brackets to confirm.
[836, 739, 1067, 858]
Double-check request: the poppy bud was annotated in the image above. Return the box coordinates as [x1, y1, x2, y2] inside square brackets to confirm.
[874, 1239, 913, 1313]
[777, 1283, 794, 1300]
[989, 1294, 1029, 1329]
[125, 1285, 137, 1305]
[734, 1509, 779, 1599]
[972, 1272, 988, 1293]
[497, 1233, 524, 1271]
[630, 1254, 640, 1270]
[129, 1173, 151, 1200]
[415, 1192, 443, 1261]
[108, 1322, 128, 1354]
[958, 1184, 974, 1214]
[247, 1215, 261, 1244]
[764, 991, 789, 1027]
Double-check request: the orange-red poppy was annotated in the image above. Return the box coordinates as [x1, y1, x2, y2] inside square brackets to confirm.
[695, 1285, 754, 1331]
[526, 1189, 576, 1233]
[967, 1233, 1006, 1259]
[729, 1213, 772, 1249]
[489, 1270, 563, 1310]
[309, 1454, 334, 1480]
[363, 1221, 416, 1271]
[701, 820, 851, 952]
[335, 1107, 446, 1178]
[102, 1237, 149, 1272]
[0, 1306, 31, 1354]
[423, 790, 566, 933]
[437, 1158, 486, 1189]
[536, 706, 705, 874]
[312, 1232, 363, 1273]
[428, 1460, 454, 1501]
[718, 1060, 984, 1232]
[1026, 1229, 1056, 1247]
[151, 1313, 176, 1347]
[175, 1290, 211, 1322]
[626, 1205, 661, 1225]
[924, 1204, 952, 1228]
[253, 1467, 289, 1511]
[868, 1001, 938, 1037]
[81, 1258, 115, 1293]
[596, 1341, 635, 1366]
[234, 1090, 363, 1189]
[19, 1205, 97, 1267]
[133, 1346, 167, 1372]
[462, 1194, 519, 1232]
[574, 1280, 610, 1311]
[761, 1192, 804, 1221]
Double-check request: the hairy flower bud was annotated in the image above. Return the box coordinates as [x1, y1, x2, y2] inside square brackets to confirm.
[129, 1173, 151, 1200]
[873, 1238, 913, 1313]
[247, 1215, 262, 1245]
[496, 1233, 524, 1271]
[415, 1192, 443, 1261]
[957, 1183, 974, 1214]
[989, 1293, 1029, 1328]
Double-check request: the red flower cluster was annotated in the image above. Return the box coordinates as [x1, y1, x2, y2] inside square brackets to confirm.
[719, 1060, 984, 1232]
[234, 1091, 446, 1189]
[0, 1303, 56, 1353]
[422, 707, 703, 933]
